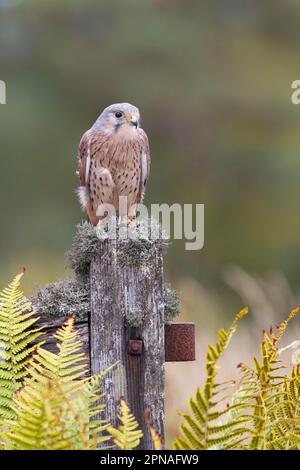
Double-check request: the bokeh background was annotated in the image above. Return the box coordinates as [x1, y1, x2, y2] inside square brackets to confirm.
[1, 0, 300, 444]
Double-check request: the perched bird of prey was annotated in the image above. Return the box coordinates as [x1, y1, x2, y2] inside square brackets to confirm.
[77, 103, 150, 226]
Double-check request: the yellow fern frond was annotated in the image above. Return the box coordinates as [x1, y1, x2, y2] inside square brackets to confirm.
[173, 308, 248, 450]
[4, 339, 111, 449]
[245, 306, 300, 449]
[108, 398, 143, 450]
[5, 380, 73, 450]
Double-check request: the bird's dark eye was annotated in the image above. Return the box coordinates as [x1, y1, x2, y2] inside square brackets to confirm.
[115, 112, 123, 118]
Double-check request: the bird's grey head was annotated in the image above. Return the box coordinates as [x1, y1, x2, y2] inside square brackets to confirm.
[94, 103, 140, 135]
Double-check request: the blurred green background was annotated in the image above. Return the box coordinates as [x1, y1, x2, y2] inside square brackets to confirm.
[1, 0, 300, 441]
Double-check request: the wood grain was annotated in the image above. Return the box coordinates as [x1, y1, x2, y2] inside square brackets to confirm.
[90, 238, 165, 450]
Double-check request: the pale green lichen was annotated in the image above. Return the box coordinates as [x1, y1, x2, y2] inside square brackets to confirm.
[118, 217, 168, 267]
[32, 276, 90, 321]
[34, 218, 173, 322]
[66, 218, 168, 272]
[126, 308, 144, 328]
[164, 284, 180, 322]
[118, 239, 153, 267]
[65, 221, 100, 277]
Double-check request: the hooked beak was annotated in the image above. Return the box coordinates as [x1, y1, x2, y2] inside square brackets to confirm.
[126, 113, 139, 128]
[130, 116, 139, 128]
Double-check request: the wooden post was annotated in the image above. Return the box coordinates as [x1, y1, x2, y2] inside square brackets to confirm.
[90, 237, 165, 449]
[33, 221, 196, 449]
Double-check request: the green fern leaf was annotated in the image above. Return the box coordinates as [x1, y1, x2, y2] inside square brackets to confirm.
[0, 272, 42, 419]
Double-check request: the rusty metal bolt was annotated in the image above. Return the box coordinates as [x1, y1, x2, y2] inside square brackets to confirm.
[128, 339, 143, 356]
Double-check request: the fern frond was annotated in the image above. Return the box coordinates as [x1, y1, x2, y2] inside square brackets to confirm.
[59, 374, 111, 449]
[4, 343, 112, 449]
[108, 398, 143, 450]
[5, 380, 73, 450]
[4, 378, 108, 450]
[237, 306, 300, 450]
[28, 315, 88, 395]
[173, 308, 248, 450]
[0, 272, 42, 419]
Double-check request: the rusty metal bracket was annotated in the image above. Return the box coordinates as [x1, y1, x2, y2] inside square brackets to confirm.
[128, 323, 195, 361]
[165, 322, 195, 362]
[128, 339, 143, 356]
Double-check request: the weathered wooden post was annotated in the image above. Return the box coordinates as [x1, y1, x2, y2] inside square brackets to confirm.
[90, 236, 165, 449]
[33, 220, 196, 450]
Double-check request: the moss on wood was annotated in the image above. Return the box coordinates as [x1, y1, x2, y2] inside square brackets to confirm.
[33, 219, 179, 323]
[32, 276, 89, 321]
[65, 221, 100, 277]
[126, 308, 145, 328]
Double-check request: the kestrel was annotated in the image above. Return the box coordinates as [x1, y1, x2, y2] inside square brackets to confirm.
[77, 103, 151, 226]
